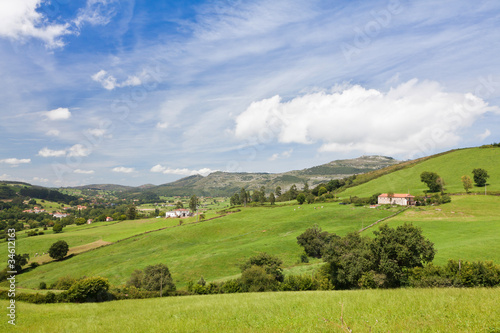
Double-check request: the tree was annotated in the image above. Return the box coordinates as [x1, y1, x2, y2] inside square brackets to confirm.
[11, 254, 29, 272]
[175, 201, 184, 209]
[296, 193, 306, 204]
[269, 192, 276, 205]
[461, 175, 473, 193]
[189, 195, 199, 213]
[240, 188, 249, 207]
[52, 223, 63, 233]
[318, 186, 327, 196]
[297, 225, 336, 258]
[141, 263, 176, 296]
[322, 232, 375, 289]
[75, 218, 86, 225]
[288, 185, 298, 200]
[275, 186, 282, 197]
[49, 240, 69, 260]
[371, 223, 435, 287]
[420, 171, 441, 193]
[472, 168, 490, 187]
[303, 182, 310, 193]
[126, 205, 137, 220]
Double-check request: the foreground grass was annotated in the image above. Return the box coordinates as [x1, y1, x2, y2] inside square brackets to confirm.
[340, 147, 500, 198]
[1, 288, 499, 332]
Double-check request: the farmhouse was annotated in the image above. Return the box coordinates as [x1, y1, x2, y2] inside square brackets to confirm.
[165, 209, 192, 218]
[378, 193, 415, 206]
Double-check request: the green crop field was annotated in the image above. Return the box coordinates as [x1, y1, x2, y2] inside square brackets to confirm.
[2, 288, 498, 332]
[11, 202, 398, 288]
[368, 195, 500, 265]
[339, 147, 500, 198]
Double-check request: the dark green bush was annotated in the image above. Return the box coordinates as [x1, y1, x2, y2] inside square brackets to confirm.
[66, 276, 111, 303]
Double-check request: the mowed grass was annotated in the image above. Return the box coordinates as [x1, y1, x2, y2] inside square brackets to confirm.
[367, 195, 500, 265]
[2, 288, 499, 332]
[15, 203, 396, 288]
[340, 147, 500, 198]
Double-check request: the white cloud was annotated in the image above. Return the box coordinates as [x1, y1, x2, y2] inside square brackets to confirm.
[32, 176, 49, 183]
[37, 144, 91, 158]
[74, 169, 95, 174]
[269, 148, 293, 161]
[46, 129, 60, 136]
[74, 0, 118, 28]
[156, 122, 169, 129]
[150, 164, 216, 176]
[235, 79, 498, 157]
[0, 174, 10, 180]
[91, 70, 117, 90]
[112, 166, 135, 173]
[68, 144, 91, 157]
[0, 158, 31, 166]
[38, 147, 67, 157]
[478, 129, 491, 141]
[0, 0, 71, 48]
[91, 70, 143, 90]
[88, 128, 106, 137]
[44, 108, 71, 121]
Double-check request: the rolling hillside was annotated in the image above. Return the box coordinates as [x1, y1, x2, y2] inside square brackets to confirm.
[338, 147, 500, 198]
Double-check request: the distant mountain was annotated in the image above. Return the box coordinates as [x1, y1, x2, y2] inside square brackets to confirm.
[70, 184, 135, 192]
[143, 155, 400, 197]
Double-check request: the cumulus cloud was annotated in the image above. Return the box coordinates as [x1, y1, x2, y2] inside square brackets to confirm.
[112, 166, 135, 173]
[478, 129, 491, 141]
[0, 158, 31, 166]
[234, 79, 498, 157]
[38, 147, 67, 157]
[150, 164, 216, 176]
[38, 144, 91, 158]
[91, 70, 142, 90]
[0, 0, 71, 47]
[44, 108, 71, 121]
[74, 169, 95, 174]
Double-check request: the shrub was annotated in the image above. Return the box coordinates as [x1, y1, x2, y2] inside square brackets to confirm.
[280, 275, 314, 291]
[297, 225, 335, 258]
[221, 279, 243, 294]
[66, 277, 111, 303]
[240, 252, 284, 282]
[39, 281, 47, 290]
[240, 265, 279, 292]
[51, 276, 77, 290]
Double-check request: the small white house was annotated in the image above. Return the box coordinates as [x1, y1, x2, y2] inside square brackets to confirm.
[378, 193, 415, 206]
[165, 209, 191, 218]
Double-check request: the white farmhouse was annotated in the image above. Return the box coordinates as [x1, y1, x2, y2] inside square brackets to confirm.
[378, 193, 415, 206]
[165, 209, 191, 218]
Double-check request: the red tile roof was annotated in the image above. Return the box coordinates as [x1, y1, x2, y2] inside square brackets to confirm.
[378, 193, 415, 198]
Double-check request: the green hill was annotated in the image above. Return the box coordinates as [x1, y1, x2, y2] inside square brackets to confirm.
[338, 147, 500, 198]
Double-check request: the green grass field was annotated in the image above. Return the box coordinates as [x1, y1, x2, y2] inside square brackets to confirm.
[2, 288, 498, 332]
[339, 147, 500, 198]
[368, 195, 500, 265]
[12, 203, 397, 288]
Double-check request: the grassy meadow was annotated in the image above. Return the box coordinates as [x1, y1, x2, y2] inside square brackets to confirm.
[2, 288, 498, 332]
[339, 147, 500, 198]
[11, 202, 398, 288]
[368, 195, 500, 265]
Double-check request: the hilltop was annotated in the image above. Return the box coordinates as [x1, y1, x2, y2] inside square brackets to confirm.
[338, 147, 500, 198]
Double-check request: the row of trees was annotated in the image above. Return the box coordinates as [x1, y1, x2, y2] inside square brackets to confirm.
[420, 168, 490, 194]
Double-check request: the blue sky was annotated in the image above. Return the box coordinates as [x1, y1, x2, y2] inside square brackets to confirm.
[1, 0, 499, 187]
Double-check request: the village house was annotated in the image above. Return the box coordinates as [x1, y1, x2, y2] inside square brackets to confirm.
[106, 216, 113, 222]
[87, 219, 93, 224]
[165, 209, 191, 218]
[378, 193, 415, 206]
[52, 212, 69, 218]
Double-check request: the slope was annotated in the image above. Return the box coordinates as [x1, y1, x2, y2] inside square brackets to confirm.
[339, 147, 500, 198]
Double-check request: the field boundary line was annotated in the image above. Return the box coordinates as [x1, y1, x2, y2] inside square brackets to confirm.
[358, 207, 409, 233]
